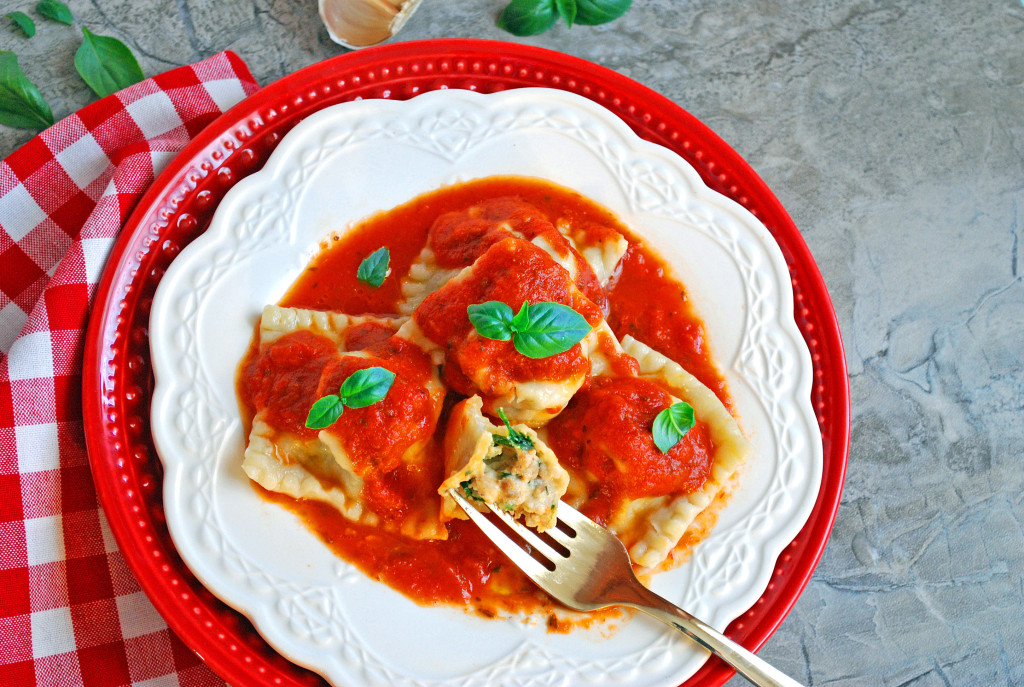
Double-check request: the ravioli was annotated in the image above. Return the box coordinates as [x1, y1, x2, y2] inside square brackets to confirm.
[241, 307, 447, 540]
[543, 335, 751, 571]
[439, 396, 569, 531]
[410, 237, 631, 426]
[398, 197, 626, 314]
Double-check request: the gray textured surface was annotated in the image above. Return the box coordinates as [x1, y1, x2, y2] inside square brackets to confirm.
[3, 1, 1023, 685]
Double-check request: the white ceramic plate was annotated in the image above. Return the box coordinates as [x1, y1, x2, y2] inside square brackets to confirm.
[149, 88, 821, 687]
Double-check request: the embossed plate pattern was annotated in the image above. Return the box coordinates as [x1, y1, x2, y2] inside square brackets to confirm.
[83, 40, 849, 687]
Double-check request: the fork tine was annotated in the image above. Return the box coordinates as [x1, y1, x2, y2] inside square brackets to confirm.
[553, 499, 597, 529]
[448, 490, 552, 578]
[540, 522, 576, 547]
[484, 502, 566, 563]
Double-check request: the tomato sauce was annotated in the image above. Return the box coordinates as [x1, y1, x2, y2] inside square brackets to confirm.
[237, 176, 730, 616]
[429, 196, 558, 267]
[607, 246, 728, 403]
[315, 350, 432, 474]
[241, 330, 340, 439]
[425, 196, 605, 308]
[342, 319, 400, 350]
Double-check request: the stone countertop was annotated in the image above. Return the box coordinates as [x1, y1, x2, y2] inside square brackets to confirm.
[3, 1, 1022, 685]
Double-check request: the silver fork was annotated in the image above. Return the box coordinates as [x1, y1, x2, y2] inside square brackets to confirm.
[449, 490, 804, 687]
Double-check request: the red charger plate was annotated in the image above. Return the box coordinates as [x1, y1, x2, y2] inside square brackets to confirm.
[83, 39, 849, 686]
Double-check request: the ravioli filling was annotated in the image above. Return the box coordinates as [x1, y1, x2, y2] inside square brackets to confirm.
[440, 396, 568, 531]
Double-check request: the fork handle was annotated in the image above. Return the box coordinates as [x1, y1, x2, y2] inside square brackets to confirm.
[623, 584, 805, 687]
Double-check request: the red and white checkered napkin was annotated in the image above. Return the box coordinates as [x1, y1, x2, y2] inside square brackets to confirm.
[0, 52, 258, 687]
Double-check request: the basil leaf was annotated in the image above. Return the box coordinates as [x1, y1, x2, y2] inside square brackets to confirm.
[555, 0, 577, 26]
[511, 301, 592, 359]
[468, 301, 514, 341]
[0, 51, 53, 129]
[460, 480, 486, 503]
[493, 408, 534, 451]
[74, 27, 144, 99]
[339, 366, 395, 409]
[497, 0, 558, 36]
[652, 402, 695, 453]
[574, 0, 632, 25]
[356, 246, 390, 288]
[305, 367, 394, 428]
[470, 300, 591, 358]
[35, 0, 73, 25]
[306, 394, 344, 429]
[8, 12, 36, 37]
[492, 435, 517, 450]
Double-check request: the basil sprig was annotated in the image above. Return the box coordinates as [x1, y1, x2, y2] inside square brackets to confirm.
[652, 402, 696, 453]
[8, 12, 36, 37]
[498, 0, 632, 36]
[493, 408, 534, 451]
[0, 51, 54, 128]
[36, 1, 73, 25]
[75, 28, 144, 99]
[356, 246, 390, 288]
[1, 4, 147, 130]
[305, 366, 396, 430]
[467, 300, 591, 359]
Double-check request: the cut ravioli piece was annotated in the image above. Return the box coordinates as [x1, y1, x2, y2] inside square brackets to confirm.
[439, 396, 568, 531]
[543, 335, 751, 570]
[399, 197, 609, 314]
[240, 310, 447, 540]
[411, 237, 633, 426]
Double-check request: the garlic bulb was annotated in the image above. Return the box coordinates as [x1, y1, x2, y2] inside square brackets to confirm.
[319, 0, 423, 49]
